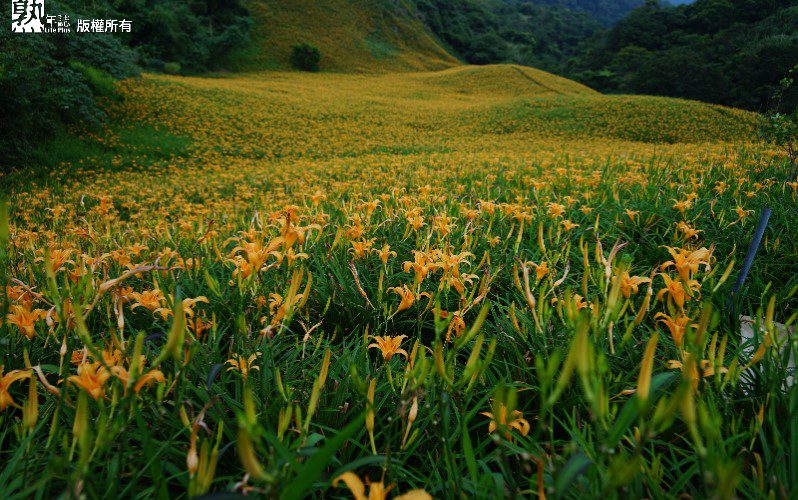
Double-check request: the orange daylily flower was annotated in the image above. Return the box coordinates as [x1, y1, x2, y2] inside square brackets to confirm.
[661, 246, 713, 282]
[667, 358, 728, 379]
[5, 304, 47, 339]
[350, 238, 376, 259]
[35, 247, 75, 273]
[403, 251, 438, 284]
[656, 273, 700, 309]
[67, 362, 112, 400]
[573, 294, 589, 311]
[672, 199, 693, 214]
[130, 289, 166, 313]
[623, 209, 640, 221]
[528, 261, 550, 281]
[226, 353, 261, 380]
[388, 285, 415, 315]
[0, 367, 33, 410]
[110, 365, 166, 395]
[618, 272, 651, 299]
[655, 312, 695, 348]
[374, 244, 397, 266]
[446, 313, 466, 342]
[481, 403, 530, 440]
[368, 335, 408, 361]
[546, 202, 566, 218]
[675, 221, 702, 240]
[333, 471, 431, 500]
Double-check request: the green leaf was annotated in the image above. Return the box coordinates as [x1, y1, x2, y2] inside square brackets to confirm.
[462, 421, 479, 487]
[554, 451, 592, 498]
[606, 372, 676, 447]
[0, 198, 9, 250]
[280, 412, 365, 500]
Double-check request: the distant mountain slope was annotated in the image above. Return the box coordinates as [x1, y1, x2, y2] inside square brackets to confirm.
[229, 0, 458, 72]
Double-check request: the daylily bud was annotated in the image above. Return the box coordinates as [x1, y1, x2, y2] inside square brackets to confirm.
[22, 375, 38, 431]
[637, 333, 658, 407]
[278, 404, 293, 441]
[408, 396, 418, 424]
[237, 426, 269, 482]
[366, 378, 376, 454]
[157, 295, 185, 364]
[73, 392, 88, 439]
[179, 406, 191, 428]
[187, 427, 199, 476]
[305, 348, 331, 431]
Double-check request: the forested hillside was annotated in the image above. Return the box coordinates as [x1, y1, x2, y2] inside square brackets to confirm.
[413, 0, 602, 71]
[574, 0, 798, 111]
[415, 0, 796, 111]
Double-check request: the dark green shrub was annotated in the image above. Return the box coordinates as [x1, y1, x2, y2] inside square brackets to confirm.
[290, 43, 321, 72]
[164, 62, 182, 75]
[61, 31, 139, 79]
[0, 30, 104, 172]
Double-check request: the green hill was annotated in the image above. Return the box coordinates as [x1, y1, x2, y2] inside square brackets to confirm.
[228, 0, 459, 72]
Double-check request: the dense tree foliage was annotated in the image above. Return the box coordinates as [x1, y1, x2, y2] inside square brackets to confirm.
[414, 0, 604, 72]
[109, 0, 252, 73]
[0, 0, 250, 170]
[575, 0, 798, 111]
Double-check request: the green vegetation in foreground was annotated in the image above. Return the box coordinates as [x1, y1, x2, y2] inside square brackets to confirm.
[0, 67, 796, 499]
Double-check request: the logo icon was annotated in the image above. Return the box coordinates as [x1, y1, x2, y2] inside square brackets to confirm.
[11, 0, 45, 33]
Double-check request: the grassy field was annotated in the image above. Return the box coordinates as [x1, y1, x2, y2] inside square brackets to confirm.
[1, 65, 796, 499]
